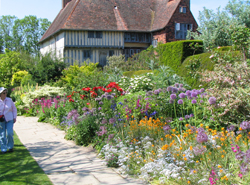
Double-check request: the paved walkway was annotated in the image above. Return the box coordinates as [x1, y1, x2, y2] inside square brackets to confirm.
[14, 116, 144, 185]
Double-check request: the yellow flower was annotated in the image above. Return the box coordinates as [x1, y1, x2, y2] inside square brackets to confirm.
[218, 165, 222, 168]
[200, 123, 203, 127]
[193, 170, 197, 173]
[190, 146, 193, 151]
[221, 155, 225, 158]
[187, 181, 191, 184]
[196, 161, 199, 163]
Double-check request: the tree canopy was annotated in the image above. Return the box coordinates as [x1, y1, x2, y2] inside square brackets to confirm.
[0, 15, 51, 55]
[188, 0, 250, 50]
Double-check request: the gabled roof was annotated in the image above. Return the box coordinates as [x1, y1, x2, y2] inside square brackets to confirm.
[40, 0, 182, 42]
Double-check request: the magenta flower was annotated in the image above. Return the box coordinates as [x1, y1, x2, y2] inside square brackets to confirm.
[179, 93, 186, 99]
[170, 94, 177, 100]
[177, 99, 183, 104]
[191, 99, 197, 104]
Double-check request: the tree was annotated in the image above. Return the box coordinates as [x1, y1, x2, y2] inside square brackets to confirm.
[0, 15, 51, 55]
[188, 0, 250, 50]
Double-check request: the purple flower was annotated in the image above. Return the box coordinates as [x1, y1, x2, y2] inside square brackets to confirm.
[179, 117, 183, 121]
[166, 117, 173, 123]
[101, 119, 108, 124]
[174, 83, 180, 88]
[108, 134, 115, 140]
[179, 84, 183, 88]
[193, 145, 207, 155]
[191, 92, 198, 98]
[82, 107, 89, 112]
[200, 100, 203, 103]
[196, 132, 208, 143]
[96, 126, 107, 136]
[197, 127, 205, 133]
[95, 98, 102, 101]
[208, 97, 217, 105]
[170, 94, 177, 100]
[200, 88, 205, 93]
[177, 99, 183, 104]
[167, 86, 173, 92]
[191, 99, 197, 104]
[169, 99, 174, 104]
[240, 121, 250, 130]
[240, 163, 249, 174]
[190, 113, 194, 117]
[179, 93, 186, 99]
[186, 90, 191, 97]
[109, 118, 116, 124]
[172, 87, 178, 93]
[98, 107, 102, 111]
[185, 115, 190, 119]
[227, 125, 235, 132]
[99, 101, 104, 105]
[163, 124, 171, 132]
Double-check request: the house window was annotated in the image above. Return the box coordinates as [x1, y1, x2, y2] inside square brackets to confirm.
[109, 50, 114, 56]
[88, 31, 95, 38]
[124, 33, 151, 43]
[96, 31, 103, 38]
[152, 39, 158, 48]
[88, 31, 102, 38]
[175, 23, 193, 39]
[83, 50, 91, 60]
[179, 6, 187, 13]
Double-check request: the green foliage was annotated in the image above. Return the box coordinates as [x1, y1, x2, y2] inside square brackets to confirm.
[123, 70, 153, 78]
[157, 40, 203, 73]
[179, 53, 214, 88]
[65, 115, 99, 146]
[201, 52, 250, 125]
[11, 70, 29, 86]
[0, 15, 51, 55]
[60, 62, 108, 91]
[189, 0, 250, 50]
[231, 26, 250, 60]
[0, 49, 27, 87]
[32, 52, 66, 85]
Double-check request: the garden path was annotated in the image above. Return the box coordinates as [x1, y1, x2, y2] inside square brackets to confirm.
[14, 116, 144, 185]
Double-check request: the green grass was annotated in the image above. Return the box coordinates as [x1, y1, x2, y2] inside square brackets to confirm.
[0, 132, 52, 185]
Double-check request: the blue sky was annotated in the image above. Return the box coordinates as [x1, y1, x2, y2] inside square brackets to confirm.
[0, 0, 230, 23]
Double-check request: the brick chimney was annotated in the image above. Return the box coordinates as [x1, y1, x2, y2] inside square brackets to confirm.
[62, 0, 72, 9]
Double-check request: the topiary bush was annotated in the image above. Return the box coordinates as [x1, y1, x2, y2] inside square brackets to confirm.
[157, 40, 203, 73]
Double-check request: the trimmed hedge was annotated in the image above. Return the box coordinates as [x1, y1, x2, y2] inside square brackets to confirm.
[157, 40, 203, 73]
[179, 53, 213, 88]
[123, 70, 152, 78]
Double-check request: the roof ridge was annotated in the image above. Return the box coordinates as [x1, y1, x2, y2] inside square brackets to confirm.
[63, 0, 80, 28]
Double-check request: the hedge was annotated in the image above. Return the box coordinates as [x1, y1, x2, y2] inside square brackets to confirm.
[157, 40, 203, 73]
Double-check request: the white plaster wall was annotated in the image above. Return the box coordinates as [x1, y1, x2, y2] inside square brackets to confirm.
[40, 32, 65, 59]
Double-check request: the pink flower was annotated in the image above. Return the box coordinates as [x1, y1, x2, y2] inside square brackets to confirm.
[238, 173, 243, 179]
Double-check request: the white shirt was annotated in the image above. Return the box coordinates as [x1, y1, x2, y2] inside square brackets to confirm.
[0, 97, 17, 122]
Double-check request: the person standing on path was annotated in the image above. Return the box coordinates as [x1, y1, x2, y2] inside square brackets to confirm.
[0, 87, 17, 154]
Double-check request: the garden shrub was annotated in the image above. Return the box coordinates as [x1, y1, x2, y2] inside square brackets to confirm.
[201, 53, 250, 125]
[65, 115, 99, 146]
[157, 40, 203, 73]
[123, 70, 152, 78]
[11, 70, 29, 86]
[179, 53, 213, 88]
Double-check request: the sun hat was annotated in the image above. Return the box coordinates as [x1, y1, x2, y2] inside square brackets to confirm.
[0, 87, 8, 94]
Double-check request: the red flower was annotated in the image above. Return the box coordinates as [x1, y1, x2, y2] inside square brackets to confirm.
[69, 98, 74, 102]
[87, 103, 90, 105]
[67, 95, 72, 98]
[106, 89, 112, 93]
[80, 95, 86, 99]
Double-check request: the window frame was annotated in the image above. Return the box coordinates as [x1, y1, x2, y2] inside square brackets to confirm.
[175, 23, 193, 39]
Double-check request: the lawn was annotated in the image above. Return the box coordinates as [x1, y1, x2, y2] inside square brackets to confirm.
[0, 132, 52, 185]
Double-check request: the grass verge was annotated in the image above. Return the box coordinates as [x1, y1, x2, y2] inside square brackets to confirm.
[0, 131, 52, 185]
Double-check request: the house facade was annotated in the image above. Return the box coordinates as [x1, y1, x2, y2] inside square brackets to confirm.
[39, 0, 198, 66]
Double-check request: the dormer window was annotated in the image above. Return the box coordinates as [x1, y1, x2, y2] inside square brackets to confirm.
[179, 6, 187, 13]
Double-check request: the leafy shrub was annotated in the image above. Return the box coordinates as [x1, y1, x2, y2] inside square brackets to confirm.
[157, 40, 203, 73]
[65, 115, 99, 146]
[11, 70, 29, 86]
[201, 53, 250, 125]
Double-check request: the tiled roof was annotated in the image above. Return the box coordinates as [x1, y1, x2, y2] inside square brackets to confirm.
[40, 0, 182, 42]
